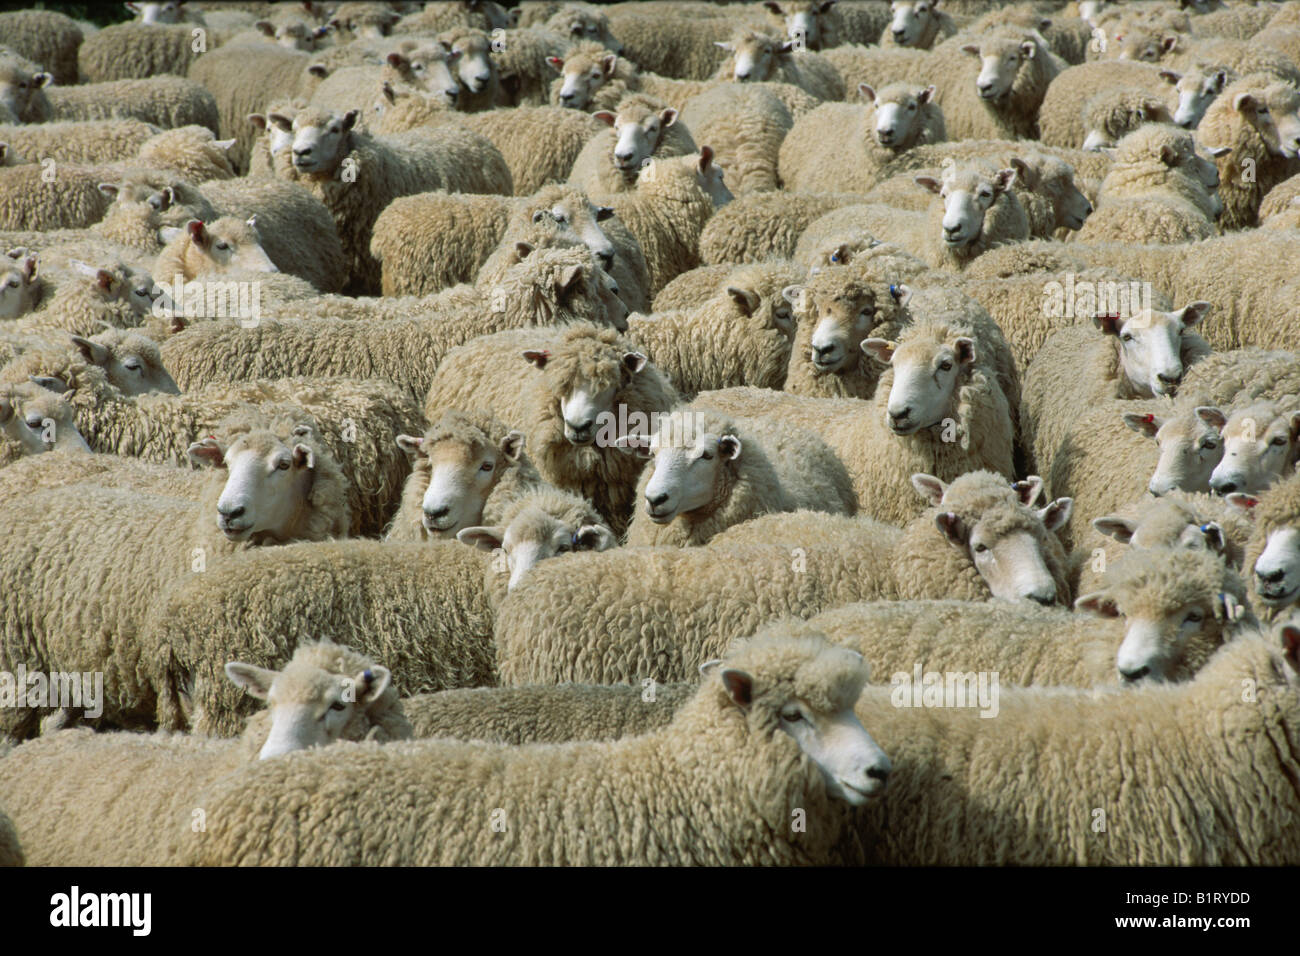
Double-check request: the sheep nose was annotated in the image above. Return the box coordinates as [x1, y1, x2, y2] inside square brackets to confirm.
[220, 505, 245, 519]
[892, 28, 906, 40]
[1027, 592, 1055, 606]
[889, 407, 911, 423]
[1084, 201, 1094, 214]
[735, 69, 751, 80]
[1258, 567, 1285, 584]
[1178, 118, 1195, 129]
[425, 506, 450, 520]
[1211, 478, 1237, 495]
[1120, 665, 1150, 682]
[866, 764, 890, 782]
[597, 251, 614, 270]
[647, 493, 669, 508]
[615, 150, 632, 162]
[560, 90, 574, 100]
[815, 344, 836, 358]
[293, 148, 311, 158]
[1157, 371, 1181, 385]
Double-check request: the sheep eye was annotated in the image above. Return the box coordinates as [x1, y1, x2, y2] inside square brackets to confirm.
[973, 543, 989, 554]
[276, 460, 290, 470]
[480, 461, 494, 471]
[781, 707, 803, 722]
[557, 543, 572, 553]
[124, 361, 142, 372]
[1120, 332, 1134, 343]
[215, 241, 230, 251]
[532, 210, 546, 223]
[938, 359, 953, 371]
[1270, 436, 1288, 446]
[25, 418, 41, 430]
[1200, 439, 1219, 450]
[329, 701, 346, 711]
[414, 63, 425, 72]
[700, 451, 714, 461]
[1185, 610, 1204, 624]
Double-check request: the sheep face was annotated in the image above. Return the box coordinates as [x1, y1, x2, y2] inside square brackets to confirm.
[1230, 90, 1284, 157]
[0, 62, 50, 123]
[1094, 504, 1227, 558]
[918, 164, 1016, 248]
[553, 52, 614, 110]
[1163, 68, 1226, 130]
[71, 333, 180, 396]
[595, 104, 678, 174]
[188, 218, 279, 274]
[634, 418, 739, 524]
[1095, 302, 1209, 398]
[787, 282, 876, 374]
[190, 430, 321, 543]
[862, 83, 934, 149]
[459, 504, 615, 591]
[705, 637, 889, 804]
[594, 268, 629, 330]
[889, 1, 937, 47]
[693, 147, 734, 207]
[1125, 409, 1222, 497]
[0, 394, 47, 456]
[871, 334, 974, 434]
[530, 346, 648, 447]
[1209, 404, 1300, 496]
[716, 33, 786, 83]
[1265, 84, 1300, 159]
[387, 47, 461, 105]
[280, 108, 356, 176]
[397, 427, 524, 538]
[764, 1, 836, 51]
[256, 20, 328, 51]
[549, 8, 622, 55]
[949, 502, 1068, 605]
[15, 388, 90, 453]
[529, 199, 617, 271]
[446, 31, 495, 96]
[1255, 528, 1300, 609]
[330, 7, 398, 40]
[0, 253, 37, 320]
[126, 1, 184, 24]
[1011, 153, 1092, 229]
[1112, 30, 1176, 64]
[225, 656, 392, 760]
[962, 35, 1036, 101]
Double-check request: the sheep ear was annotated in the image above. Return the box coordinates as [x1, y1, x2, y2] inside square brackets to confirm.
[340, 109, 359, 132]
[593, 110, 617, 127]
[1200, 521, 1226, 555]
[1074, 592, 1120, 617]
[890, 283, 912, 306]
[781, 284, 803, 308]
[558, 264, 584, 292]
[1012, 476, 1044, 506]
[1009, 156, 1035, 188]
[715, 41, 734, 52]
[918, 84, 936, 104]
[1224, 492, 1259, 515]
[622, 351, 649, 375]
[858, 83, 876, 103]
[1020, 40, 1036, 60]
[911, 473, 947, 506]
[1160, 35, 1178, 54]
[307, 63, 329, 79]
[501, 430, 526, 462]
[594, 206, 615, 221]
[1094, 312, 1122, 336]
[1207, 145, 1231, 158]
[698, 145, 715, 172]
[612, 433, 654, 458]
[1158, 143, 1179, 167]
[70, 335, 111, 367]
[1217, 591, 1247, 624]
[1159, 69, 1181, 85]
[224, 661, 277, 700]
[699, 658, 722, 678]
[953, 336, 976, 366]
[992, 167, 1017, 192]
[725, 285, 760, 316]
[1037, 497, 1073, 532]
[1233, 92, 1261, 114]
[961, 43, 980, 57]
[574, 524, 617, 551]
[935, 511, 965, 546]
[1122, 411, 1162, 439]
[1195, 406, 1227, 430]
[862, 338, 894, 364]
[97, 182, 121, 200]
[28, 375, 68, 394]
[256, 19, 275, 36]
[1092, 515, 1136, 544]
[187, 219, 208, 247]
[214, 138, 236, 152]
[763, 0, 784, 13]
[1175, 301, 1211, 328]
[187, 438, 226, 468]
[514, 241, 534, 262]
[291, 443, 315, 470]
[601, 55, 618, 77]
[267, 112, 294, 133]
[719, 667, 753, 708]
[659, 108, 678, 128]
[1210, 70, 1226, 92]
[386, 52, 407, 68]
[522, 349, 549, 370]
[355, 665, 391, 705]
[546, 55, 564, 72]
[1280, 625, 1300, 677]
[718, 434, 742, 461]
[914, 175, 942, 194]
[395, 433, 425, 459]
[457, 526, 504, 551]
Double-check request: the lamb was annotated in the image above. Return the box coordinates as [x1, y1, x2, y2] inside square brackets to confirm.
[620, 407, 856, 546]
[848, 633, 1300, 864]
[167, 632, 887, 866]
[625, 261, 800, 397]
[0, 10, 83, 85]
[880, 1, 959, 49]
[160, 243, 625, 403]
[695, 320, 1015, 525]
[386, 408, 543, 542]
[678, 82, 797, 195]
[0, 422, 350, 739]
[0, 641, 412, 866]
[778, 82, 946, 194]
[76, 23, 201, 82]
[1202, 399, 1300, 497]
[458, 484, 617, 596]
[272, 106, 512, 292]
[1079, 86, 1175, 151]
[566, 93, 697, 198]
[494, 470, 1073, 686]
[1197, 73, 1300, 230]
[780, 267, 886, 399]
[1243, 472, 1300, 618]
[603, 148, 733, 295]
[423, 322, 679, 534]
[712, 30, 846, 102]
[1021, 303, 1213, 478]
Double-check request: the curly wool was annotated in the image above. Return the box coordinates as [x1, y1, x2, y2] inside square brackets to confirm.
[680, 83, 796, 195]
[456, 105, 605, 196]
[0, 9, 83, 85]
[698, 190, 867, 265]
[45, 76, 219, 131]
[1243, 472, 1300, 618]
[782, 270, 885, 400]
[77, 23, 201, 82]
[567, 93, 700, 198]
[0, 120, 159, 167]
[1038, 60, 1169, 149]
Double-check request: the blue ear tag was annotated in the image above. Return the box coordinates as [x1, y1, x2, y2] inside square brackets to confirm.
[1200, 523, 1211, 532]
[889, 284, 898, 297]
[362, 669, 373, 683]
[571, 532, 579, 547]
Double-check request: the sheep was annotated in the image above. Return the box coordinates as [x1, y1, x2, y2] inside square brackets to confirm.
[0, 422, 351, 739]
[0, 641, 412, 866]
[965, 2, 1094, 65]
[186, 44, 328, 173]
[626, 261, 800, 398]
[76, 23, 200, 82]
[763, 0, 892, 51]
[1203, 399, 1300, 497]
[1243, 472, 1300, 618]
[41, 76, 220, 131]
[272, 106, 511, 292]
[5, 381, 91, 454]
[1160, 64, 1231, 130]
[453, 105, 604, 195]
[309, 42, 464, 117]
[0, 10, 84, 86]
[0, 163, 113, 232]
[930, 27, 1064, 141]
[780, 267, 886, 399]
[494, 470, 1074, 686]
[567, 93, 697, 197]
[677, 82, 797, 195]
[712, 29, 846, 102]
[547, 41, 643, 112]
[167, 632, 887, 866]
[400, 681, 696, 743]
[424, 322, 678, 534]
[1260, 171, 1300, 223]
[386, 408, 543, 542]
[0, 389, 48, 463]
[153, 217, 278, 283]
[440, 27, 501, 112]
[620, 406, 855, 547]
[849, 633, 1300, 864]
[603, 11, 734, 82]
[881, 0, 959, 49]
[1079, 86, 1175, 151]
[325, 2, 401, 42]
[698, 189, 870, 264]
[395, 1, 512, 35]
[0, 250, 38, 319]
[1197, 73, 1300, 230]
[778, 82, 946, 194]
[132, 123, 236, 182]
[1075, 122, 1224, 242]
[604, 148, 732, 295]
[0, 447, 215, 501]
[0, 119, 159, 167]
[1021, 303, 1213, 477]
[159, 243, 625, 403]
[1037, 59, 1170, 148]
[11, 260, 157, 337]
[1123, 402, 1227, 498]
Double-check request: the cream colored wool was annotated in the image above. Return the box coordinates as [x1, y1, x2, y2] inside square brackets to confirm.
[44, 76, 219, 131]
[567, 93, 699, 199]
[0, 10, 83, 85]
[679, 83, 797, 195]
[1243, 472, 1300, 619]
[697, 190, 868, 264]
[77, 23, 200, 81]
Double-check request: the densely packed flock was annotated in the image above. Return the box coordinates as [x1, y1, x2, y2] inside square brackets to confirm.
[0, 0, 1298, 868]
